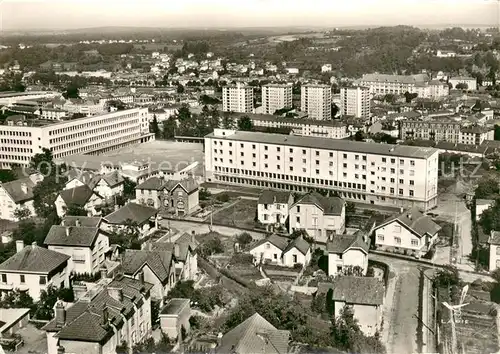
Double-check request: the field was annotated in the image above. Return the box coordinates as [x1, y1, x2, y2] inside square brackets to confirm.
[211, 199, 258, 229]
[60, 140, 204, 174]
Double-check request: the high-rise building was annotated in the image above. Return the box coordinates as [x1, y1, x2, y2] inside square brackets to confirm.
[262, 83, 293, 115]
[340, 86, 371, 119]
[204, 129, 439, 210]
[0, 108, 152, 169]
[301, 84, 332, 120]
[222, 83, 254, 113]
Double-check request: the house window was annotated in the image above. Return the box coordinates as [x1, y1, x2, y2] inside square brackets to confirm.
[273, 254, 277, 259]
[20, 275, 25, 283]
[1, 274, 6, 283]
[394, 237, 402, 245]
[39, 276, 46, 285]
[296, 216, 300, 223]
[377, 235, 384, 241]
[411, 239, 419, 246]
[394, 225, 401, 233]
[263, 215, 268, 221]
[293, 255, 298, 263]
[265, 243, 270, 249]
[296, 206, 300, 212]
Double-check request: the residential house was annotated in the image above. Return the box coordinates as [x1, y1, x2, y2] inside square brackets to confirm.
[326, 232, 369, 277]
[135, 177, 199, 216]
[248, 234, 311, 267]
[55, 185, 104, 218]
[489, 231, 500, 271]
[318, 276, 385, 336]
[257, 190, 294, 231]
[121, 247, 176, 302]
[64, 170, 124, 201]
[152, 232, 198, 281]
[102, 202, 158, 235]
[159, 298, 190, 341]
[44, 216, 110, 275]
[216, 312, 290, 354]
[289, 192, 346, 243]
[373, 207, 441, 257]
[0, 241, 70, 301]
[0, 174, 42, 221]
[43, 276, 153, 354]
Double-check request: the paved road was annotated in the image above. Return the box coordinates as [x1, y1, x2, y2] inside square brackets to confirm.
[158, 219, 267, 240]
[372, 254, 421, 354]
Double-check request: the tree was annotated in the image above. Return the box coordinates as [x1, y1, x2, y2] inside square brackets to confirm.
[109, 219, 141, 249]
[162, 118, 177, 139]
[0, 289, 34, 309]
[62, 84, 80, 99]
[494, 125, 500, 141]
[122, 177, 136, 199]
[354, 131, 365, 141]
[331, 103, 339, 118]
[149, 114, 161, 138]
[236, 232, 252, 246]
[404, 91, 418, 103]
[30, 148, 54, 176]
[475, 178, 499, 199]
[177, 84, 185, 94]
[237, 116, 253, 131]
[0, 169, 16, 183]
[222, 114, 235, 129]
[65, 204, 88, 216]
[198, 237, 224, 256]
[33, 286, 74, 320]
[480, 199, 500, 234]
[455, 82, 468, 90]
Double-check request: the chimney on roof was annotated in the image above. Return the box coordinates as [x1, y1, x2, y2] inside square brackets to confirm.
[114, 204, 120, 212]
[400, 207, 404, 214]
[16, 240, 24, 253]
[407, 213, 412, 220]
[102, 307, 109, 327]
[65, 227, 70, 237]
[20, 182, 28, 195]
[61, 219, 65, 226]
[100, 268, 107, 280]
[191, 231, 196, 244]
[174, 244, 180, 258]
[55, 301, 66, 328]
[217, 332, 223, 347]
[31, 241, 37, 247]
[75, 219, 81, 227]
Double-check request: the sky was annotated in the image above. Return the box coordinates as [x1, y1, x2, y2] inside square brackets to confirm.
[0, 0, 498, 30]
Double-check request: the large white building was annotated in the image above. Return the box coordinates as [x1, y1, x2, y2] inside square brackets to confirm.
[205, 129, 439, 210]
[301, 84, 332, 120]
[0, 108, 153, 168]
[340, 86, 370, 119]
[261, 84, 293, 115]
[360, 73, 429, 96]
[222, 83, 254, 113]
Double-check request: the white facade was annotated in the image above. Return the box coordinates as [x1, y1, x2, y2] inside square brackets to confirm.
[360, 73, 429, 96]
[282, 246, 311, 267]
[374, 220, 438, 256]
[204, 129, 440, 211]
[449, 77, 477, 90]
[54, 192, 104, 218]
[261, 84, 293, 115]
[40, 108, 67, 120]
[301, 84, 332, 120]
[0, 187, 36, 221]
[340, 86, 370, 119]
[248, 239, 311, 267]
[289, 203, 345, 243]
[48, 232, 109, 275]
[222, 83, 254, 113]
[257, 196, 293, 227]
[328, 248, 368, 277]
[0, 108, 151, 168]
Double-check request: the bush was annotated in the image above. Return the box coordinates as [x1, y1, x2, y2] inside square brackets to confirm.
[215, 193, 230, 203]
[72, 272, 101, 282]
[230, 253, 254, 265]
[199, 237, 224, 256]
[199, 188, 212, 201]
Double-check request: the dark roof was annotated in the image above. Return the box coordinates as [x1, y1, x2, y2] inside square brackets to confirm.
[0, 245, 69, 274]
[44, 225, 103, 247]
[92, 171, 124, 188]
[258, 190, 292, 205]
[331, 276, 385, 306]
[326, 233, 369, 254]
[66, 170, 97, 188]
[59, 185, 97, 206]
[251, 234, 290, 252]
[161, 298, 189, 315]
[1, 177, 35, 203]
[377, 207, 441, 238]
[121, 249, 172, 284]
[61, 216, 101, 228]
[283, 236, 310, 256]
[43, 276, 152, 343]
[153, 232, 197, 262]
[294, 192, 344, 215]
[104, 202, 157, 225]
[136, 177, 198, 194]
[217, 313, 290, 354]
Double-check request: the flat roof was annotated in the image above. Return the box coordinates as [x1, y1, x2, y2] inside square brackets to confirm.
[205, 131, 438, 159]
[161, 298, 189, 315]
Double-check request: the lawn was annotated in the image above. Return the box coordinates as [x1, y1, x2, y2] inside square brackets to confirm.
[211, 199, 258, 229]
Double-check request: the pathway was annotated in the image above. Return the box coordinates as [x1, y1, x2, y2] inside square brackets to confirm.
[158, 219, 267, 240]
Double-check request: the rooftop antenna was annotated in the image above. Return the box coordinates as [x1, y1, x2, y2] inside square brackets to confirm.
[442, 284, 469, 354]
